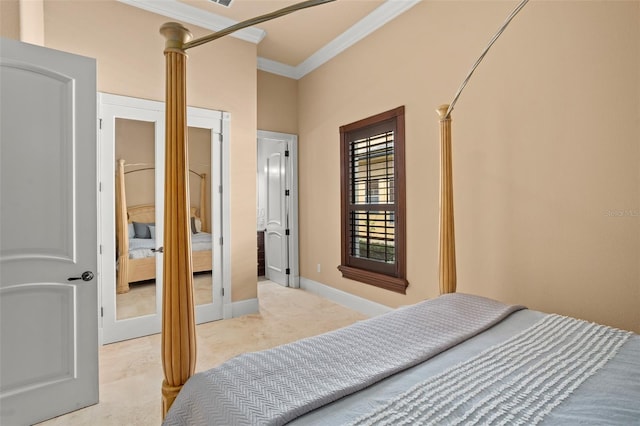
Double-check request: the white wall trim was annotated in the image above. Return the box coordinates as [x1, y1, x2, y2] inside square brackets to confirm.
[299, 277, 392, 317]
[256, 57, 298, 79]
[221, 113, 233, 320]
[117, 0, 266, 44]
[230, 298, 259, 317]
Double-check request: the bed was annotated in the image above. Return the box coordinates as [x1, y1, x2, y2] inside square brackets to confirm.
[163, 293, 640, 425]
[115, 159, 213, 294]
[156, 0, 639, 424]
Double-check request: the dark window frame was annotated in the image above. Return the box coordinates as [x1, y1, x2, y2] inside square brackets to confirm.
[338, 106, 408, 294]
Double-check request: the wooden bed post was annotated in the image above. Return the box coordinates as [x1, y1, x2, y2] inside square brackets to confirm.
[160, 22, 196, 417]
[115, 159, 130, 294]
[200, 173, 208, 232]
[437, 105, 456, 294]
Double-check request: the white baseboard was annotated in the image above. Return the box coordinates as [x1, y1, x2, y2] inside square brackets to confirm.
[299, 277, 392, 317]
[228, 298, 259, 318]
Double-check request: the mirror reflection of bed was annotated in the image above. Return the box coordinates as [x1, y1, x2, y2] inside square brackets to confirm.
[114, 118, 213, 320]
[115, 161, 213, 320]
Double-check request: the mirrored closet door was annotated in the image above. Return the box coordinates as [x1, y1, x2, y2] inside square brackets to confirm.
[99, 94, 226, 344]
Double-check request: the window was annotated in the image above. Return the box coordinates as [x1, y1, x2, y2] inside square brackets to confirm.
[338, 106, 408, 293]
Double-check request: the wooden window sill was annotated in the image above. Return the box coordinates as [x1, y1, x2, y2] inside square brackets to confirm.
[338, 265, 408, 294]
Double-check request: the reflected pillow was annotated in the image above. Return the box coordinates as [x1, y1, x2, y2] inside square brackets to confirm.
[133, 222, 153, 239]
[148, 225, 156, 240]
[128, 223, 135, 238]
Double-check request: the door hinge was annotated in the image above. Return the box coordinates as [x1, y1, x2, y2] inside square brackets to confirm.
[218, 185, 222, 194]
[101, 307, 104, 317]
[285, 189, 290, 196]
[284, 150, 289, 157]
[285, 268, 290, 275]
[99, 244, 103, 254]
[99, 182, 102, 192]
[221, 287, 225, 297]
[99, 118, 102, 129]
[285, 229, 290, 236]
[219, 237, 223, 245]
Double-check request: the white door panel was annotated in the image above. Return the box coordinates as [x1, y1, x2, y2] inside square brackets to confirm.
[264, 141, 288, 286]
[266, 152, 285, 228]
[0, 37, 98, 425]
[266, 231, 285, 274]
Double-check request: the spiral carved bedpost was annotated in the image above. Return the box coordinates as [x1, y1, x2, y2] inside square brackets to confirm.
[160, 22, 196, 417]
[437, 105, 456, 295]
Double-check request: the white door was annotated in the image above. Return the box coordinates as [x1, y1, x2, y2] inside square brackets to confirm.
[0, 38, 98, 425]
[257, 131, 299, 288]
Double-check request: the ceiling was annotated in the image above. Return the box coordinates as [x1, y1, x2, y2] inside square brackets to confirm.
[118, 0, 420, 79]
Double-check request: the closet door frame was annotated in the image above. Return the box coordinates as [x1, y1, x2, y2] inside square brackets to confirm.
[98, 93, 229, 344]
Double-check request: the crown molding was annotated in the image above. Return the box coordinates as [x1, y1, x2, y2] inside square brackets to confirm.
[294, 0, 421, 79]
[256, 0, 421, 80]
[257, 57, 298, 79]
[117, 0, 266, 44]
[120, 0, 419, 79]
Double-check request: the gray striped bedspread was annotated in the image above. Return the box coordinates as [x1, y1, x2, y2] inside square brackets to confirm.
[349, 314, 632, 425]
[163, 293, 524, 425]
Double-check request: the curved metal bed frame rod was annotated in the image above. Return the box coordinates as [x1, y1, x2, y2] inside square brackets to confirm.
[122, 163, 206, 179]
[183, 0, 335, 50]
[445, 0, 529, 118]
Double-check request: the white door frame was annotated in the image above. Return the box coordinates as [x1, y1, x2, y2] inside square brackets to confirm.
[98, 93, 230, 344]
[257, 130, 299, 288]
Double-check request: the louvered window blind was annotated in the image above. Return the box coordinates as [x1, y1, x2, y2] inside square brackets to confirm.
[349, 127, 396, 269]
[339, 106, 408, 293]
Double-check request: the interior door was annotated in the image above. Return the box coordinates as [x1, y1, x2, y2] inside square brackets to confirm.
[0, 38, 98, 425]
[258, 132, 299, 288]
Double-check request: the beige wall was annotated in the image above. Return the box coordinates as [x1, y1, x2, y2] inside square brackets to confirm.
[298, 1, 640, 332]
[0, 0, 20, 40]
[4, 0, 637, 330]
[257, 70, 298, 134]
[5, 0, 258, 302]
[0, 0, 44, 43]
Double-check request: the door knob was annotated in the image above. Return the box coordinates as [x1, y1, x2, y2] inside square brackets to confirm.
[68, 271, 94, 282]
